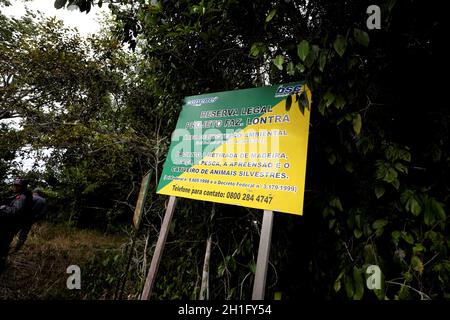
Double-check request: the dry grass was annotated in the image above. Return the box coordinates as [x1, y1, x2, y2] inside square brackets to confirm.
[0, 222, 128, 300]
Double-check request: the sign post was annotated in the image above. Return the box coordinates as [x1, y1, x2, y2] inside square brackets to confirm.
[252, 210, 274, 300]
[156, 82, 311, 215]
[142, 82, 311, 299]
[141, 196, 178, 300]
[115, 171, 152, 300]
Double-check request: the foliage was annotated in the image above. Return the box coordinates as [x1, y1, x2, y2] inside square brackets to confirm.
[74, 0, 446, 300]
[1, 0, 447, 300]
[0, 9, 164, 230]
[0, 222, 137, 300]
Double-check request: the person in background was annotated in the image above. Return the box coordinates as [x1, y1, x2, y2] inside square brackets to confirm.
[0, 179, 33, 273]
[13, 188, 48, 252]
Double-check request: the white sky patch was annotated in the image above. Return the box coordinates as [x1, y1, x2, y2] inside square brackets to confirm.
[0, 117, 22, 130]
[14, 146, 54, 172]
[1, 0, 110, 37]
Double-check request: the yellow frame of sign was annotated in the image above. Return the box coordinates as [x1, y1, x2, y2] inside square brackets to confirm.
[156, 82, 311, 215]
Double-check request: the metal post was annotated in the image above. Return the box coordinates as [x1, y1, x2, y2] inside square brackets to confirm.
[252, 210, 274, 300]
[140, 196, 178, 300]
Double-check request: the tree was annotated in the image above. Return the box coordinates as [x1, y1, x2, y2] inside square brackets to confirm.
[0, 10, 158, 230]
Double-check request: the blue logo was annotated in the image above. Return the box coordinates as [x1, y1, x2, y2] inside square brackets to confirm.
[275, 84, 303, 97]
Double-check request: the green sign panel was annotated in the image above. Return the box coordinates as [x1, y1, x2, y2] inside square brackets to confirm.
[156, 82, 311, 215]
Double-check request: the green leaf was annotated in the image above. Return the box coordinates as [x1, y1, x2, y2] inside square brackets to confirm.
[328, 153, 336, 165]
[394, 162, 408, 174]
[399, 150, 411, 162]
[411, 256, 424, 274]
[299, 88, 309, 111]
[78, 0, 91, 13]
[336, 270, 345, 282]
[392, 178, 400, 190]
[375, 227, 384, 237]
[265, 9, 277, 23]
[353, 267, 364, 300]
[54, 0, 67, 9]
[406, 197, 421, 216]
[356, 215, 362, 229]
[353, 28, 369, 47]
[250, 42, 266, 57]
[344, 275, 354, 298]
[217, 263, 225, 277]
[401, 189, 414, 204]
[319, 50, 327, 72]
[305, 45, 319, 68]
[333, 34, 347, 57]
[383, 167, 398, 183]
[286, 61, 295, 75]
[352, 114, 362, 135]
[345, 162, 354, 173]
[413, 244, 426, 255]
[424, 230, 437, 242]
[322, 207, 335, 217]
[228, 256, 236, 272]
[348, 57, 359, 70]
[372, 219, 388, 230]
[363, 223, 372, 237]
[298, 100, 305, 115]
[363, 244, 375, 263]
[324, 90, 335, 107]
[329, 197, 343, 211]
[285, 95, 292, 111]
[404, 271, 413, 282]
[375, 186, 385, 199]
[318, 102, 326, 115]
[401, 232, 414, 245]
[354, 229, 363, 239]
[431, 199, 446, 221]
[273, 55, 284, 70]
[296, 62, 305, 73]
[248, 260, 256, 274]
[335, 96, 346, 109]
[334, 279, 341, 292]
[424, 202, 435, 226]
[329, 219, 336, 230]
[169, 219, 176, 234]
[297, 40, 310, 62]
[391, 231, 401, 246]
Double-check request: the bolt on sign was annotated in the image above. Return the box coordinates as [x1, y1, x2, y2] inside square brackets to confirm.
[156, 82, 312, 215]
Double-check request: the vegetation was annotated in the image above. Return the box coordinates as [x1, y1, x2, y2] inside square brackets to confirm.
[0, 222, 138, 299]
[0, 0, 448, 300]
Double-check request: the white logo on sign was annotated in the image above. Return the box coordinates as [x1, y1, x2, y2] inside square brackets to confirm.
[366, 5, 381, 30]
[366, 264, 382, 290]
[187, 97, 219, 106]
[66, 265, 81, 290]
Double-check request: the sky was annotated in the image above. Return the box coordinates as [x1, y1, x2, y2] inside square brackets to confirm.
[1, 0, 109, 36]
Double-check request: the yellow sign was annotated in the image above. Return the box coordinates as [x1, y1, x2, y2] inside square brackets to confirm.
[157, 82, 311, 215]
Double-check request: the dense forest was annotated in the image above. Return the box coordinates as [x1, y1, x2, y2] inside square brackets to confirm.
[0, 0, 448, 300]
